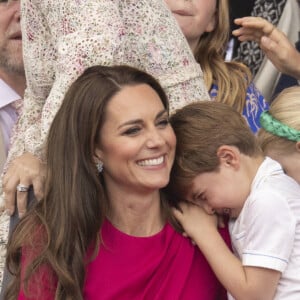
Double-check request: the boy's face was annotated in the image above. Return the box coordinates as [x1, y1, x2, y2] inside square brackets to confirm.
[186, 158, 251, 219]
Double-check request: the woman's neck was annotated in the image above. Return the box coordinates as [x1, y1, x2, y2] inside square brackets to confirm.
[106, 189, 165, 237]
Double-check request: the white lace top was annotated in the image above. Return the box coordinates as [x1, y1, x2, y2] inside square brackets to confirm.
[7, 0, 209, 163]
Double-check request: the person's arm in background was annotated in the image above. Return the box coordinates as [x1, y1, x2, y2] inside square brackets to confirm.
[2, 0, 51, 216]
[233, 16, 300, 80]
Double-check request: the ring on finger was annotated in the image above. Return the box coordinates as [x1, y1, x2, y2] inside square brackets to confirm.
[16, 184, 30, 192]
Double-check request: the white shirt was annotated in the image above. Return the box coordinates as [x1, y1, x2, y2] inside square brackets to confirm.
[0, 79, 19, 154]
[229, 157, 300, 299]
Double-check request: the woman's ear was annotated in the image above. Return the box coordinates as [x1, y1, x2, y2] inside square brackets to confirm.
[216, 145, 240, 169]
[94, 147, 103, 164]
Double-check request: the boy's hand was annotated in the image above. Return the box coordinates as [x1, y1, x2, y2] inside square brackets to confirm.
[172, 201, 218, 243]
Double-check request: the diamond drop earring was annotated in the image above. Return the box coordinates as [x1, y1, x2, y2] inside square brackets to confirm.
[96, 161, 103, 173]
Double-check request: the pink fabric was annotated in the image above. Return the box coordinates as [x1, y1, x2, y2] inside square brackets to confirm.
[18, 220, 230, 299]
[84, 220, 228, 299]
[18, 254, 56, 299]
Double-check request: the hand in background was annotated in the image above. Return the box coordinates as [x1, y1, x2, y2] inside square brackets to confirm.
[233, 16, 300, 80]
[2, 152, 46, 218]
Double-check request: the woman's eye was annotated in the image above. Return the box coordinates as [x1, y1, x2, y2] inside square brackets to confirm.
[122, 127, 140, 136]
[157, 118, 169, 127]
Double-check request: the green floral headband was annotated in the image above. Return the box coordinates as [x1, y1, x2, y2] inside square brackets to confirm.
[260, 111, 300, 142]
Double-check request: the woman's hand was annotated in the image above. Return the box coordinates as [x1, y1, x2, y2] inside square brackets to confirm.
[2, 152, 46, 218]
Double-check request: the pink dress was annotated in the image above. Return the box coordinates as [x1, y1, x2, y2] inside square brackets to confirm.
[18, 220, 230, 299]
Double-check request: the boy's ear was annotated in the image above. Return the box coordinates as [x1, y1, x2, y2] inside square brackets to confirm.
[216, 145, 240, 169]
[296, 141, 300, 152]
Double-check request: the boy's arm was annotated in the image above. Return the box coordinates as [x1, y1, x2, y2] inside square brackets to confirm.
[173, 203, 280, 300]
[232, 16, 300, 80]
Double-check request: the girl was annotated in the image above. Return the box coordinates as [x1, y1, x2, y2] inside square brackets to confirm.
[258, 86, 300, 184]
[165, 0, 269, 132]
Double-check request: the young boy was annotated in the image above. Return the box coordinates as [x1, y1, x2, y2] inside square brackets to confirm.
[168, 101, 300, 299]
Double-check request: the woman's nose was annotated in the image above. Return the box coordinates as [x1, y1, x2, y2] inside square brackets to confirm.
[146, 129, 165, 148]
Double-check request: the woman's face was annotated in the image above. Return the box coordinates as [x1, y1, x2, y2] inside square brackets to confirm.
[96, 84, 176, 194]
[164, 0, 217, 50]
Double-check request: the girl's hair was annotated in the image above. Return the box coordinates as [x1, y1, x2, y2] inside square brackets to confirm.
[194, 0, 251, 113]
[258, 86, 300, 155]
[5, 65, 170, 300]
[167, 101, 262, 199]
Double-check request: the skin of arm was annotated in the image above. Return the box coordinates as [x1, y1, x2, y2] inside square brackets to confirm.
[2, 0, 52, 215]
[232, 16, 300, 80]
[173, 202, 281, 300]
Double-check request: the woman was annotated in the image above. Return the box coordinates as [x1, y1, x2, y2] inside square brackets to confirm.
[5, 65, 229, 299]
[165, 0, 269, 132]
